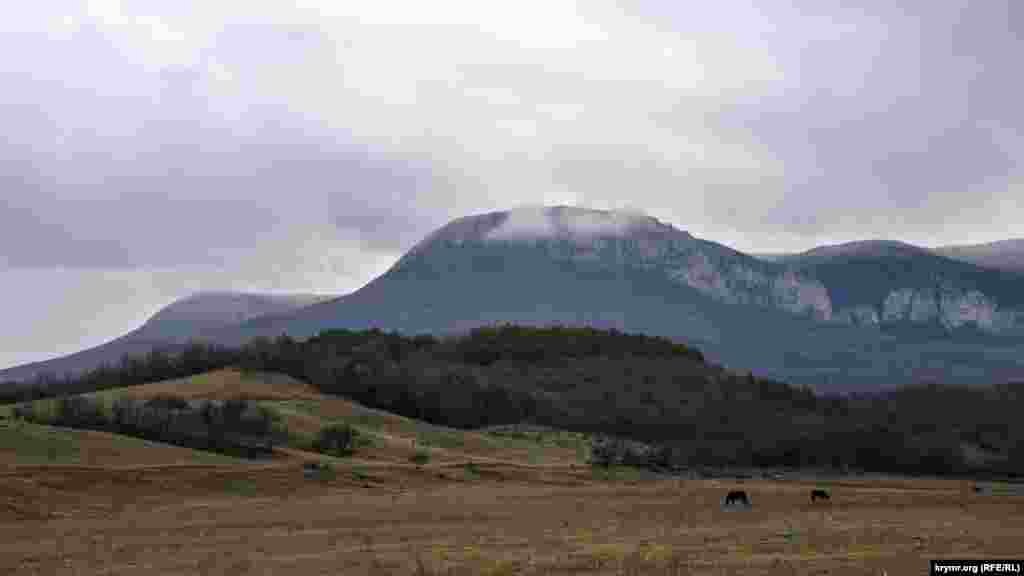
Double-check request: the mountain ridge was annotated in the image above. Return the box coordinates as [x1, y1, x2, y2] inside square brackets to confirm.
[933, 239, 1024, 274]
[5, 206, 1024, 390]
[0, 291, 332, 382]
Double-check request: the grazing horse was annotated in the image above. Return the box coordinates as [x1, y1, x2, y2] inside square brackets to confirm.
[303, 461, 327, 479]
[724, 490, 751, 508]
[811, 489, 830, 502]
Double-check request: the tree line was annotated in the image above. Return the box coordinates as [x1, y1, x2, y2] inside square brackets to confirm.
[3, 324, 1022, 477]
[0, 342, 244, 404]
[12, 394, 278, 458]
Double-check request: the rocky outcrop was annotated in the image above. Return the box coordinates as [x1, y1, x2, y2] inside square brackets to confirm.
[875, 287, 1017, 332]
[407, 206, 1022, 333]
[770, 270, 833, 319]
[474, 214, 836, 321]
[834, 305, 881, 326]
[660, 249, 832, 319]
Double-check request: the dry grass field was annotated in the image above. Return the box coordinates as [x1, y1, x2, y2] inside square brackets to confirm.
[2, 369, 1023, 575]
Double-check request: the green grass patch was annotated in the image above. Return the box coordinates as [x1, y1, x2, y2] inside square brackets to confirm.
[589, 465, 662, 483]
[268, 401, 592, 465]
[486, 426, 595, 464]
[409, 449, 431, 466]
[0, 420, 82, 464]
[303, 460, 338, 481]
[463, 461, 482, 480]
[526, 444, 544, 465]
[222, 478, 259, 496]
[350, 464, 370, 481]
[983, 482, 1024, 496]
[0, 420, 241, 465]
[575, 440, 591, 463]
[415, 429, 466, 450]
[268, 399, 478, 451]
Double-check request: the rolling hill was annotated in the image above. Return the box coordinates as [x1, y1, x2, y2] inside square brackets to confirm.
[0, 291, 332, 383]
[0, 367, 592, 471]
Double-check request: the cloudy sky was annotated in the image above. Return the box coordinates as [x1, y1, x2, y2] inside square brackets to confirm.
[1, 0, 1021, 369]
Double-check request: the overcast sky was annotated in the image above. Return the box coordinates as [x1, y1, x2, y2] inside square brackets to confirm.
[1, 0, 1022, 369]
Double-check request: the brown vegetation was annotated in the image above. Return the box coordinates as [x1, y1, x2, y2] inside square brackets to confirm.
[3, 367, 1023, 575]
[1, 464, 1022, 575]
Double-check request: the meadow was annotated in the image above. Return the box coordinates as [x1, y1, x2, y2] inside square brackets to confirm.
[2, 369, 1022, 575]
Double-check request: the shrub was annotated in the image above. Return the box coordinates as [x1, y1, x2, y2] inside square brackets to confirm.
[144, 395, 191, 411]
[11, 404, 33, 421]
[589, 436, 623, 468]
[56, 395, 106, 428]
[463, 461, 481, 478]
[313, 423, 358, 457]
[303, 460, 336, 480]
[409, 449, 431, 466]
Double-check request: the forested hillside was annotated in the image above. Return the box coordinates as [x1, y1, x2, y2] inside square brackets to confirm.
[4, 325, 1022, 478]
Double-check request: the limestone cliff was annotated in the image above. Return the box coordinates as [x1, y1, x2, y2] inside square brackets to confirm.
[401, 207, 1023, 334]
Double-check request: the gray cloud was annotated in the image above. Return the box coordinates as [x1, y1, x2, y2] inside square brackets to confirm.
[692, 0, 1024, 244]
[0, 6, 447, 270]
[1, 0, 1021, 368]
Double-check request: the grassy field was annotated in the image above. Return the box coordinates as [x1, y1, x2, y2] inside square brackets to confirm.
[0, 419, 240, 467]
[2, 369, 591, 468]
[2, 368, 1023, 575]
[1, 467, 1022, 575]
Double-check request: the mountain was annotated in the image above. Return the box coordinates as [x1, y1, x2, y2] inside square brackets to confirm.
[772, 240, 1024, 333]
[770, 239, 927, 265]
[8, 207, 1024, 391]
[206, 207, 1024, 391]
[0, 292, 331, 383]
[130, 291, 333, 340]
[931, 239, 1024, 274]
[206, 206, 828, 344]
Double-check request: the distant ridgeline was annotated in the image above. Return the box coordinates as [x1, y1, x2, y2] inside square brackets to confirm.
[3, 325, 1022, 478]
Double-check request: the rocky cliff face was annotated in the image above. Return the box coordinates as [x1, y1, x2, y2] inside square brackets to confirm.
[874, 288, 1017, 331]
[757, 240, 1024, 334]
[833, 305, 881, 326]
[405, 206, 834, 320]
[399, 207, 1023, 334]
[664, 252, 832, 319]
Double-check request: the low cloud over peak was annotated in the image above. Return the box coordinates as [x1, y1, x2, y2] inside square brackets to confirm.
[485, 205, 663, 242]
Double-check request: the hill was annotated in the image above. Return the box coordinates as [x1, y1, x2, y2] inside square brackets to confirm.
[12, 327, 1021, 479]
[3, 349, 1024, 575]
[0, 419, 242, 467]
[2, 367, 592, 470]
[0, 291, 331, 383]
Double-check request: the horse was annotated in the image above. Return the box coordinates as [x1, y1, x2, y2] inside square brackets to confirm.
[810, 489, 831, 503]
[724, 490, 751, 508]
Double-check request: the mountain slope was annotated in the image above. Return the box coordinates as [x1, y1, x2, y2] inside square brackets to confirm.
[777, 240, 1024, 332]
[132, 291, 333, 340]
[8, 207, 1024, 391]
[932, 239, 1024, 274]
[210, 207, 1024, 390]
[0, 292, 332, 382]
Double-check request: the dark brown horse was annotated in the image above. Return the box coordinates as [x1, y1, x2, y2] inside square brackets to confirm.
[724, 490, 751, 507]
